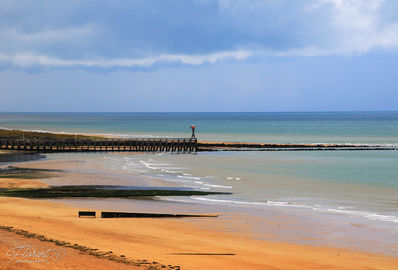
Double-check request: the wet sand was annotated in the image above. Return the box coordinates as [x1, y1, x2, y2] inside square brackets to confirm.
[1, 153, 398, 269]
[0, 196, 398, 269]
[0, 178, 48, 189]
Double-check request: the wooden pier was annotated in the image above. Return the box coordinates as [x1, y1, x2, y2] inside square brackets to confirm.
[0, 138, 198, 153]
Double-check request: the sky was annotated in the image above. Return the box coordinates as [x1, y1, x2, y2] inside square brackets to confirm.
[0, 0, 397, 112]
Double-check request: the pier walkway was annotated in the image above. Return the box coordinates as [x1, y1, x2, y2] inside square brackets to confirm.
[0, 138, 198, 153]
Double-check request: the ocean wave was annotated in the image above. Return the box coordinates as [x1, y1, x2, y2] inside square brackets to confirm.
[202, 184, 233, 189]
[326, 209, 398, 223]
[138, 160, 187, 171]
[225, 176, 242, 181]
[192, 197, 306, 207]
[191, 197, 398, 223]
[177, 175, 202, 180]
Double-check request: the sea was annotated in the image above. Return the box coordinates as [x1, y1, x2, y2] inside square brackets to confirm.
[1, 112, 398, 255]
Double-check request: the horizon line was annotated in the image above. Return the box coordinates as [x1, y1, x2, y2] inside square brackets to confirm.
[0, 110, 397, 114]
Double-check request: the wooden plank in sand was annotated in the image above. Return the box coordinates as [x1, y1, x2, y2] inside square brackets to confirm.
[100, 211, 218, 218]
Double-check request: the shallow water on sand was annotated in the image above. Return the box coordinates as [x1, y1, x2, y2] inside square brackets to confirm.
[100, 151, 398, 223]
[43, 151, 398, 256]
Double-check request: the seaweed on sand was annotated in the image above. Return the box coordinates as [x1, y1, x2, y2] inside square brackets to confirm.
[0, 185, 231, 198]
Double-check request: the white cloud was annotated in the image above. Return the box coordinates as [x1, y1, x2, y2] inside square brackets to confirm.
[0, 50, 251, 68]
[1, 0, 397, 71]
[206, 0, 398, 56]
[307, 0, 398, 54]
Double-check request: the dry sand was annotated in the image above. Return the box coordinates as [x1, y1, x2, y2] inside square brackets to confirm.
[0, 229, 141, 270]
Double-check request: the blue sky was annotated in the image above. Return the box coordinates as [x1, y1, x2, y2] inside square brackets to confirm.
[0, 0, 397, 112]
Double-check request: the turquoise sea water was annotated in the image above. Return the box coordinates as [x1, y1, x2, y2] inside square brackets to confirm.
[1, 112, 398, 238]
[1, 112, 398, 144]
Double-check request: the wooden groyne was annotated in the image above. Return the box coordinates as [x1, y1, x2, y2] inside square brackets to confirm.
[0, 138, 198, 153]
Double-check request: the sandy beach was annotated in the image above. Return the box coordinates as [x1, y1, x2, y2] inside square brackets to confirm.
[1, 196, 398, 270]
[0, 153, 397, 269]
[2, 0, 398, 265]
[0, 227, 141, 270]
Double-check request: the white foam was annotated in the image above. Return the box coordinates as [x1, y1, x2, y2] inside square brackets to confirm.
[157, 197, 199, 204]
[192, 197, 307, 209]
[225, 176, 242, 181]
[202, 184, 233, 189]
[138, 160, 185, 171]
[177, 175, 201, 180]
[326, 209, 398, 223]
[191, 198, 398, 223]
[193, 197, 269, 206]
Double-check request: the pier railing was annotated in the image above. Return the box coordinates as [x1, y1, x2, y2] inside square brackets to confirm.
[0, 138, 198, 153]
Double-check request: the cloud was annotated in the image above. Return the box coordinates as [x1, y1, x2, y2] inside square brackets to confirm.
[311, 0, 398, 54]
[0, 0, 398, 71]
[0, 50, 251, 68]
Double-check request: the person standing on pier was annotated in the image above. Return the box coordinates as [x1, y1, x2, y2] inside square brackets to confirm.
[191, 124, 196, 139]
